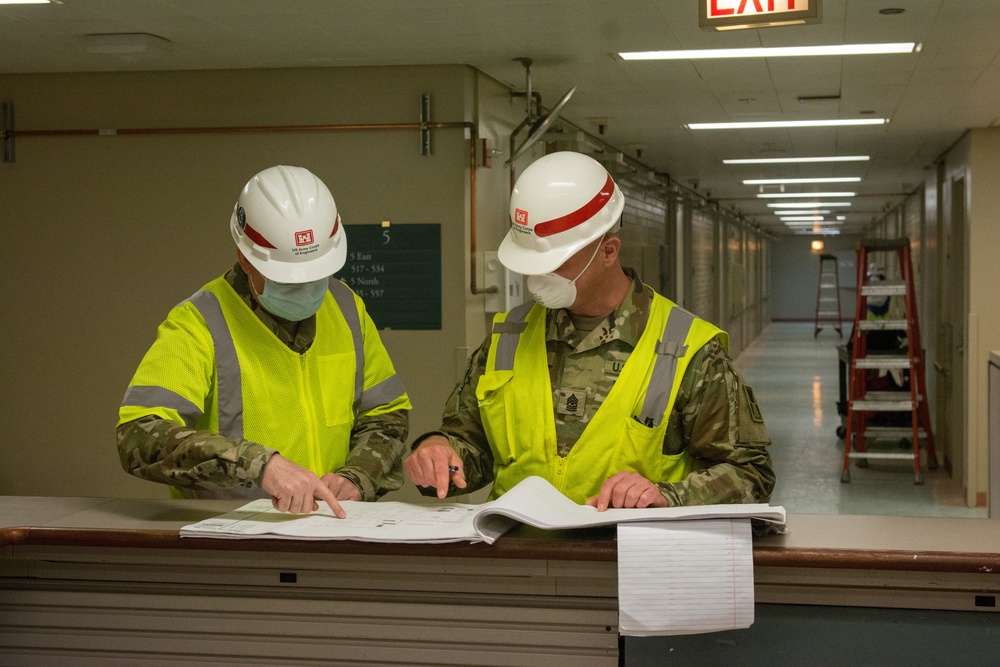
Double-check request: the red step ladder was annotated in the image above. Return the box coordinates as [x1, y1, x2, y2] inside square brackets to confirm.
[814, 253, 843, 338]
[841, 239, 937, 484]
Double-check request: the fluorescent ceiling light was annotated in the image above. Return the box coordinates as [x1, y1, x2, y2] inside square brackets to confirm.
[758, 192, 856, 198]
[796, 229, 841, 236]
[769, 202, 852, 208]
[688, 119, 887, 130]
[619, 43, 917, 60]
[785, 220, 842, 226]
[0, 0, 52, 3]
[836, 215, 847, 221]
[775, 210, 831, 215]
[743, 177, 861, 185]
[782, 216, 827, 222]
[724, 156, 870, 164]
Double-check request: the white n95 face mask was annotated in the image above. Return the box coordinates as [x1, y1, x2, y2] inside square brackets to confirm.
[526, 237, 604, 310]
[256, 277, 329, 321]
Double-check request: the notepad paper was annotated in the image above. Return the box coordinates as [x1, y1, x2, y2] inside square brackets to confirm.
[617, 519, 754, 636]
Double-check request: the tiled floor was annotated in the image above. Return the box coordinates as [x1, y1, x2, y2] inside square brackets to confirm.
[736, 322, 985, 518]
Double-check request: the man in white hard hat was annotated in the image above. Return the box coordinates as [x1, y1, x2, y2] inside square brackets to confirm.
[405, 151, 774, 509]
[118, 166, 411, 517]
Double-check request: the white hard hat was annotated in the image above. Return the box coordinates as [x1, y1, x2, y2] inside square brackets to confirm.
[498, 151, 625, 275]
[230, 165, 347, 283]
[867, 262, 885, 279]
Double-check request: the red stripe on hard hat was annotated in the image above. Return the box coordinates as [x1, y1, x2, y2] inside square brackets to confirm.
[329, 214, 340, 238]
[243, 223, 277, 249]
[534, 175, 615, 238]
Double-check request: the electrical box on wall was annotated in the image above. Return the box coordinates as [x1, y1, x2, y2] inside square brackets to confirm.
[484, 251, 524, 313]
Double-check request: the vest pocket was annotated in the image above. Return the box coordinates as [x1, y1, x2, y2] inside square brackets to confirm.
[612, 416, 689, 483]
[318, 352, 356, 427]
[475, 370, 516, 463]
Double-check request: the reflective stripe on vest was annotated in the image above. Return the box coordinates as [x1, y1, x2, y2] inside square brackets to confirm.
[189, 289, 244, 439]
[638, 307, 695, 427]
[121, 385, 203, 429]
[326, 277, 365, 416]
[491, 301, 534, 371]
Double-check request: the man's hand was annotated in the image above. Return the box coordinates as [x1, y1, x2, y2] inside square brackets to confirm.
[404, 435, 467, 499]
[320, 473, 362, 502]
[261, 454, 346, 518]
[585, 471, 667, 511]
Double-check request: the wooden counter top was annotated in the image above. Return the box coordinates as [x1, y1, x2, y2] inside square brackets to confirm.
[3, 496, 999, 573]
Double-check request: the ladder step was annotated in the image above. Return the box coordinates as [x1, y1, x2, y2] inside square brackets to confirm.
[859, 319, 908, 330]
[862, 283, 907, 296]
[866, 390, 923, 401]
[854, 356, 912, 369]
[848, 452, 916, 461]
[865, 426, 927, 439]
[853, 399, 913, 411]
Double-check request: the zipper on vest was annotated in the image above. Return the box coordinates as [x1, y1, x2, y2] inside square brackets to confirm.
[298, 354, 320, 472]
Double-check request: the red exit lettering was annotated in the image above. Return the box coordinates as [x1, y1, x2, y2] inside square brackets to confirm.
[709, 0, 799, 17]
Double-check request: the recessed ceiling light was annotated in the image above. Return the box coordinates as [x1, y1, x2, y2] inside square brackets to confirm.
[743, 177, 861, 185]
[0, 0, 52, 3]
[769, 202, 852, 207]
[619, 43, 916, 60]
[688, 119, 887, 130]
[758, 192, 856, 198]
[782, 216, 827, 222]
[775, 210, 832, 215]
[724, 156, 870, 164]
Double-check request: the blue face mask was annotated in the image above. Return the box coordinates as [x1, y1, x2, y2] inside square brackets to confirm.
[255, 277, 329, 322]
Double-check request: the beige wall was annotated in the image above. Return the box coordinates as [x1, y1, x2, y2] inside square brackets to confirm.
[968, 128, 1000, 505]
[0, 65, 520, 499]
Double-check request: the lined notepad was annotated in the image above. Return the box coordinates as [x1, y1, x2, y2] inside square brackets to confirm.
[617, 519, 754, 636]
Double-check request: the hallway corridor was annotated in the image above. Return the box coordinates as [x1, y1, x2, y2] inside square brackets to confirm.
[737, 322, 985, 518]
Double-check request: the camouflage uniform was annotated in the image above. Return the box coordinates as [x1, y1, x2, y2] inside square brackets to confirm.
[116, 264, 410, 500]
[423, 269, 774, 506]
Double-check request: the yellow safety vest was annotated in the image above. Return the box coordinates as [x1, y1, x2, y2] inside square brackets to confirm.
[478, 293, 727, 503]
[119, 276, 408, 498]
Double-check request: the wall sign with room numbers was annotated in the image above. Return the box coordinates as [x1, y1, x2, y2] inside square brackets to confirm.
[336, 223, 441, 330]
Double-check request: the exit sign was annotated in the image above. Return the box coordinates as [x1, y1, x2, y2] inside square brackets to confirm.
[700, 0, 821, 31]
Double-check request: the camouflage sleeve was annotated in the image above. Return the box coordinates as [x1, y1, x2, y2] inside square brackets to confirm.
[116, 415, 275, 490]
[658, 338, 776, 507]
[411, 335, 496, 497]
[338, 409, 410, 501]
